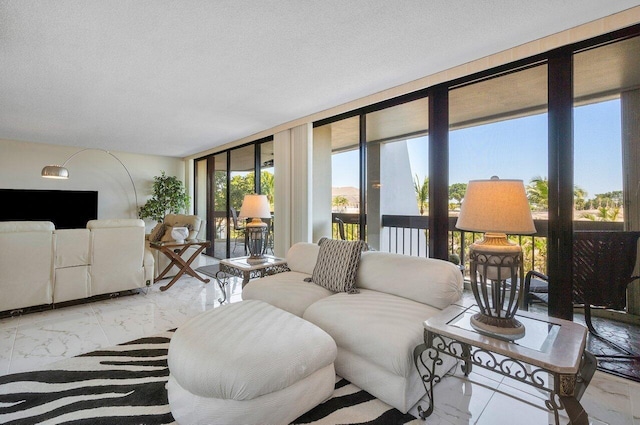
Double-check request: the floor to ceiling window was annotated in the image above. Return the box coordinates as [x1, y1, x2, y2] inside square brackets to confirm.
[366, 97, 429, 253]
[194, 137, 274, 259]
[314, 116, 361, 241]
[573, 35, 640, 315]
[195, 25, 640, 320]
[573, 36, 640, 225]
[258, 140, 275, 253]
[448, 65, 549, 273]
[210, 153, 228, 258]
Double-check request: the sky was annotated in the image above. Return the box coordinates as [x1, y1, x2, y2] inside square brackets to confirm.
[332, 99, 622, 200]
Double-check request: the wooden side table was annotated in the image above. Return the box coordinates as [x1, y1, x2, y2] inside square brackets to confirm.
[219, 255, 288, 287]
[149, 239, 211, 291]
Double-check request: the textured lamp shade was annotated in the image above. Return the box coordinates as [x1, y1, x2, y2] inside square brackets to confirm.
[239, 194, 271, 219]
[456, 178, 535, 235]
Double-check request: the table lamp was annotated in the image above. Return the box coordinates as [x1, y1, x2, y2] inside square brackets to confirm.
[456, 177, 536, 340]
[239, 194, 272, 261]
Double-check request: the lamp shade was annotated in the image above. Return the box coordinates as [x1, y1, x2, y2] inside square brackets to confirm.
[239, 194, 271, 219]
[41, 165, 69, 179]
[456, 178, 535, 234]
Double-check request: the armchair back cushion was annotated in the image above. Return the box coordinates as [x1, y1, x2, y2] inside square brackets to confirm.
[163, 214, 202, 240]
[356, 251, 463, 309]
[55, 229, 90, 268]
[0, 221, 54, 311]
[53, 229, 91, 303]
[88, 219, 146, 296]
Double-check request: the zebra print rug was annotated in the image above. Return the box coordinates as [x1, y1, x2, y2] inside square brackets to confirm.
[0, 329, 418, 425]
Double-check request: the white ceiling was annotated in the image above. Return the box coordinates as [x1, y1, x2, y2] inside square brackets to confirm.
[1, 1, 639, 158]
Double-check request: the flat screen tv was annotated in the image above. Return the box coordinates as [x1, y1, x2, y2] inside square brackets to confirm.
[0, 189, 98, 229]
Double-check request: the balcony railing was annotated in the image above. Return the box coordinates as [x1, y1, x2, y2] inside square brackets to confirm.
[332, 213, 361, 241]
[333, 213, 624, 275]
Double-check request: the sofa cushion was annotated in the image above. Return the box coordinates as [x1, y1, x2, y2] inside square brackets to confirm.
[303, 289, 442, 379]
[54, 229, 90, 268]
[285, 242, 320, 275]
[311, 238, 366, 293]
[356, 251, 463, 310]
[242, 271, 333, 317]
[0, 221, 54, 311]
[168, 300, 337, 400]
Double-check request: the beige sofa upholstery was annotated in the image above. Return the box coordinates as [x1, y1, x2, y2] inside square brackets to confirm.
[243, 242, 464, 414]
[148, 214, 206, 278]
[88, 219, 153, 296]
[0, 219, 154, 313]
[0, 221, 55, 312]
[54, 228, 91, 303]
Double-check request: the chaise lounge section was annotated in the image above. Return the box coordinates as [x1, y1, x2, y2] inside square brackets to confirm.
[243, 241, 464, 413]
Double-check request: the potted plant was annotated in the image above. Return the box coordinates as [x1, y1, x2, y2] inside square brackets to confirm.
[138, 171, 191, 222]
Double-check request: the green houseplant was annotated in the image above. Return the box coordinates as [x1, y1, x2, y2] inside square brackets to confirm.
[138, 171, 191, 222]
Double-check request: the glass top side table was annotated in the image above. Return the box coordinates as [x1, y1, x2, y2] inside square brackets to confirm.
[219, 255, 288, 287]
[414, 300, 596, 424]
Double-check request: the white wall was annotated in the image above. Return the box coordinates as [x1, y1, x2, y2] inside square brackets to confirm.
[0, 139, 184, 228]
[380, 140, 425, 254]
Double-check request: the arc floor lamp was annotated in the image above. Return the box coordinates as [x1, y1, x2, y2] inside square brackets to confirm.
[41, 148, 139, 212]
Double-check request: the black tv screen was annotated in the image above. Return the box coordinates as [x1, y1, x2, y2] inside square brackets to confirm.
[0, 189, 98, 229]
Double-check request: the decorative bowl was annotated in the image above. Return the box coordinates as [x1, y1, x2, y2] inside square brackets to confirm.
[171, 227, 189, 244]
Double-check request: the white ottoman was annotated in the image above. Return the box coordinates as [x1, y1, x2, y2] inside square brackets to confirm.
[167, 300, 337, 424]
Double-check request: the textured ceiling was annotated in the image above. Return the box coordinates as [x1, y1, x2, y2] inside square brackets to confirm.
[1, 1, 639, 158]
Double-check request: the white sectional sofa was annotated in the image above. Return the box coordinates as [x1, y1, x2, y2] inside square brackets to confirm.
[0, 219, 154, 314]
[243, 242, 464, 414]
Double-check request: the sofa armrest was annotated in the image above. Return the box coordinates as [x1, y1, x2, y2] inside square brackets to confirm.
[144, 248, 155, 286]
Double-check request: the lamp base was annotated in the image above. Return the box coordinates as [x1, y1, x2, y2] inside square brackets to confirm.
[246, 219, 268, 260]
[470, 312, 525, 340]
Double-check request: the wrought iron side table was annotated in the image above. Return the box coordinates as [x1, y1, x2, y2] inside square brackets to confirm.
[219, 255, 289, 287]
[414, 301, 597, 425]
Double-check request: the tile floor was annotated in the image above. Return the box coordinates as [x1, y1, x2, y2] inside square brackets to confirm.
[0, 259, 639, 424]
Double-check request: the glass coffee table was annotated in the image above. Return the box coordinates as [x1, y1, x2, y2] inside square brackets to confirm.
[414, 300, 596, 425]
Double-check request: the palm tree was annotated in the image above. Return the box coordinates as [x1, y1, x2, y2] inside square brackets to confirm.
[260, 171, 275, 208]
[574, 185, 587, 210]
[332, 195, 349, 212]
[527, 176, 548, 211]
[414, 175, 429, 215]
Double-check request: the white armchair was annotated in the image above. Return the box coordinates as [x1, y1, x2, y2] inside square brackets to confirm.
[147, 214, 206, 278]
[88, 219, 152, 296]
